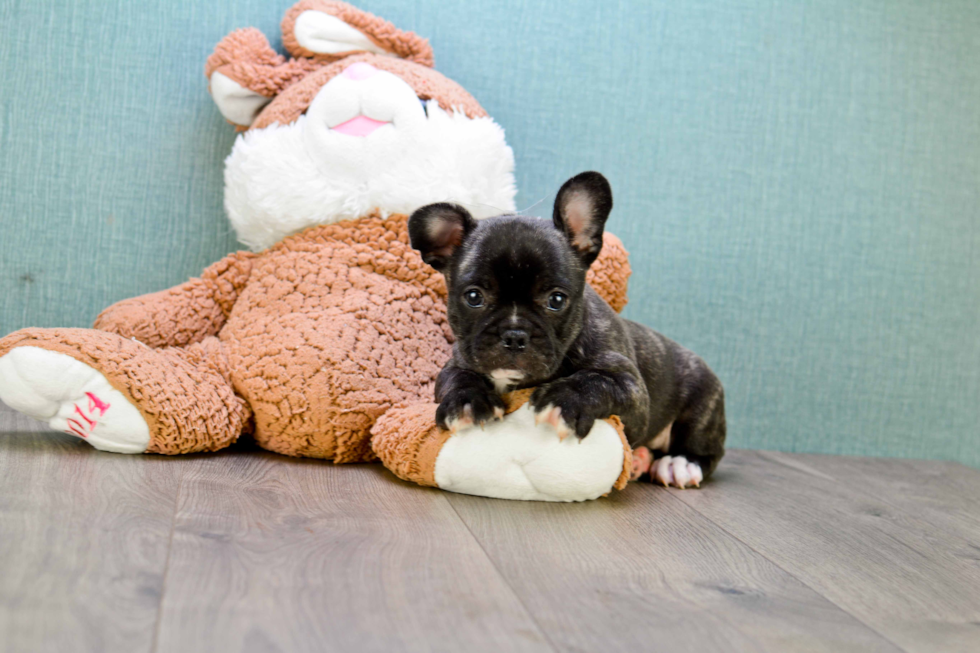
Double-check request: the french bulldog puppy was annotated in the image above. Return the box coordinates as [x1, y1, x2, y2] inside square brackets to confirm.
[408, 172, 725, 488]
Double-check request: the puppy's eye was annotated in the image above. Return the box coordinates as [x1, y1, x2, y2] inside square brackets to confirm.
[547, 292, 567, 311]
[463, 289, 484, 308]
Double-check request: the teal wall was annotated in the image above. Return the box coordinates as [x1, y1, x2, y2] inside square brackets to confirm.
[1, 1, 978, 465]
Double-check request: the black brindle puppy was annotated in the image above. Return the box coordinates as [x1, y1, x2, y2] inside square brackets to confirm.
[408, 172, 725, 487]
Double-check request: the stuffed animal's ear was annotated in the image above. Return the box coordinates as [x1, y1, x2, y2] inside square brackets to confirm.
[206, 28, 286, 128]
[553, 172, 614, 267]
[292, 10, 391, 57]
[409, 203, 478, 271]
[210, 73, 274, 127]
[281, 1, 435, 66]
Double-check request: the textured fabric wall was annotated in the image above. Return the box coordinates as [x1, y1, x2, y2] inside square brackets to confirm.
[1, 1, 977, 466]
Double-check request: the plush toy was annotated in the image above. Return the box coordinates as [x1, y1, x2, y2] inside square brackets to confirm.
[0, 1, 636, 500]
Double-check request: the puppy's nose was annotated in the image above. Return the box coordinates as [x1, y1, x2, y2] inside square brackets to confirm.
[342, 62, 379, 81]
[501, 330, 528, 352]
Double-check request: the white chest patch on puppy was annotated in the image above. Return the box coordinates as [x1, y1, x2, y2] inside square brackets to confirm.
[649, 422, 673, 452]
[489, 369, 524, 394]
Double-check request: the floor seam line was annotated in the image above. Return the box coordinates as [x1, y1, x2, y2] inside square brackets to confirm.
[443, 496, 562, 653]
[149, 463, 184, 653]
[658, 487, 912, 653]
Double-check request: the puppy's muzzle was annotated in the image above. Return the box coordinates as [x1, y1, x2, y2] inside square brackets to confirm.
[500, 329, 529, 352]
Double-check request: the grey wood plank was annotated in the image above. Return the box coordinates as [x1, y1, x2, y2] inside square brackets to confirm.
[672, 449, 980, 653]
[153, 450, 554, 653]
[784, 452, 980, 545]
[445, 482, 903, 653]
[0, 403, 180, 653]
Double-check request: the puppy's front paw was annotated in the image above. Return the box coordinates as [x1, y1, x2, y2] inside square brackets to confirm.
[436, 386, 505, 433]
[530, 380, 598, 440]
[651, 455, 703, 489]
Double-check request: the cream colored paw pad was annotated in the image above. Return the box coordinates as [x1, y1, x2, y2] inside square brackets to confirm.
[0, 347, 150, 453]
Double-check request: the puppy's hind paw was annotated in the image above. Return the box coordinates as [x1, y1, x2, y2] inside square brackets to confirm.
[651, 456, 703, 489]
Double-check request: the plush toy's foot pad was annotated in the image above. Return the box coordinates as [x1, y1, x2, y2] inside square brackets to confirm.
[652, 455, 703, 489]
[0, 347, 150, 453]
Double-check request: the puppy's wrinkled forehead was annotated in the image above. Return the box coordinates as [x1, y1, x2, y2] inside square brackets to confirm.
[456, 217, 581, 293]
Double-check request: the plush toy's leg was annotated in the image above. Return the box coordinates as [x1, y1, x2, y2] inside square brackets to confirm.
[0, 329, 249, 454]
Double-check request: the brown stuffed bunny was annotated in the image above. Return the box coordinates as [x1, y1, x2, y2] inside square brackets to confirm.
[0, 1, 632, 469]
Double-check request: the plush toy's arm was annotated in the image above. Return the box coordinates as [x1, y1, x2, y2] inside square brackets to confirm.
[372, 390, 633, 502]
[93, 252, 255, 348]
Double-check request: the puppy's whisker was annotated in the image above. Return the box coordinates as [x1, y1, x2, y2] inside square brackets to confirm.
[516, 197, 547, 216]
[446, 200, 516, 218]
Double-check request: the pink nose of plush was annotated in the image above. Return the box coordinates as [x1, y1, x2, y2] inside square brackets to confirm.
[343, 62, 379, 81]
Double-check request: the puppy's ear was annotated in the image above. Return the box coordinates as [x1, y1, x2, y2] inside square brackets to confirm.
[409, 203, 478, 271]
[553, 171, 613, 267]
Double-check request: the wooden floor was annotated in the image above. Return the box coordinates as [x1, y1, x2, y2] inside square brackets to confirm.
[1, 403, 979, 653]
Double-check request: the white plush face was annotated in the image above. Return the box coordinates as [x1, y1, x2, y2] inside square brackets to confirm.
[222, 61, 516, 251]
